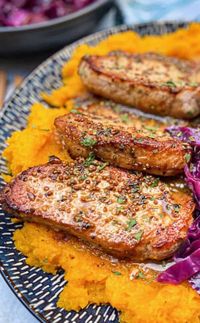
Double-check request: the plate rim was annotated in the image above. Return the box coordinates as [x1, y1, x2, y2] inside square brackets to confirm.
[0, 20, 190, 322]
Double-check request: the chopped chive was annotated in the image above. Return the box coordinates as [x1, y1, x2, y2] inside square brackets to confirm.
[98, 162, 109, 172]
[161, 80, 177, 87]
[120, 113, 129, 124]
[81, 137, 97, 147]
[126, 219, 137, 231]
[185, 153, 191, 163]
[71, 109, 82, 114]
[188, 82, 199, 87]
[144, 126, 158, 132]
[134, 230, 143, 241]
[84, 152, 95, 167]
[112, 271, 122, 276]
[135, 137, 144, 143]
[117, 195, 127, 204]
[150, 178, 159, 188]
[136, 271, 145, 279]
[80, 174, 87, 180]
[131, 186, 139, 193]
[148, 133, 156, 139]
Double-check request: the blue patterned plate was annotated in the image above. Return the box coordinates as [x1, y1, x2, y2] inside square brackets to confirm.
[0, 22, 188, 323]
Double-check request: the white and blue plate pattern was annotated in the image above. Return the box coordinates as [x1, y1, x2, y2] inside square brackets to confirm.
[0, 22, 188, 323]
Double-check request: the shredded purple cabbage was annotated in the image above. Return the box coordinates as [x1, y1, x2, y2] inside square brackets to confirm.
[0, 0, 96, 27]
[157, 126, 200, 286]
[157, 216, 200, 284]
[166, 126, 200, 209]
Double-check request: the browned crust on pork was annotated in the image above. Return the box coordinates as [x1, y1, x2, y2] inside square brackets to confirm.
[0, 159, 195, 261]
[54, 112, 191, 176]
[78, 53, 200, 120]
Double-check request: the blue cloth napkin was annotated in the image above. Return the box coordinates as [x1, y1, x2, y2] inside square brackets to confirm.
[116, 0, 200, 24]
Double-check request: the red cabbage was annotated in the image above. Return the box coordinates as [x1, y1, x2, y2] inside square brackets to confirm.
[157, 126, 200, 285]
[165, 126, 200, 148]
[0, 0, 96, 27]
[2, 8, 30, 26]
[185, 162, 200, 210]
[167, 126, 200, 208]
[157, 216, 200, 284]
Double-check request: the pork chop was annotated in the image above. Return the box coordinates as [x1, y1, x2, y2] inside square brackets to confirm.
[0, 158, 195, 261]
[78, 52, 200, 120]
[72, 98, 189, 133]
[54, 111, 191, 176]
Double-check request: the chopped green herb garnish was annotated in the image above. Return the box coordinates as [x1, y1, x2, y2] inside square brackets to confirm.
[120, 113, 129, 124]
[187, 111, 195, 117]
[148, 133, 156, 139]
[144, 126, 158, 132]
[134, 230, 143, 241]
[188, 82, 199, 87]
[113, 105, 121, 113]
[189, 136, 195, 142]
[150, 178, 159, 188]
[150, 197, 155, 201]
[117, 195, 127, 204]
[84, 152, 95, 167]
[98, 162, 109, 172]
[131, 186, 139, 193]
[81, 137, 97, 147]
[80, 174, 88, 180]
[185, 153, 191, 163]
[136, 271, 145, 279]
[159, 214, 164, 218]
[71, 109, 82, 114]
[161, 80, 177, 87]
[126, 219, 137, 231]
[112, 271, 122, 276]
[135, 137, 144, 143]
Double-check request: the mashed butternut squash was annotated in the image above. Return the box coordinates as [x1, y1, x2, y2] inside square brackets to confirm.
[2, 24, 200, 322]
[14, 223, 200, 323]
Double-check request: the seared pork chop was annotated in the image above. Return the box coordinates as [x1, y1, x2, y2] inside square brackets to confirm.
[72, 99, 189, 133]
[54, 111, 191, 176]
[78, 52, 200, 120]
[0, 158, 194, 261]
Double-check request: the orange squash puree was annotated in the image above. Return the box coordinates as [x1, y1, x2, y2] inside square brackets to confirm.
[14, 222, 200, 323]
[2, 103, 72, 177]
[2, 24, 200, 322]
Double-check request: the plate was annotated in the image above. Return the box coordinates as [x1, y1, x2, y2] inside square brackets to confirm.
[0, 21, 188, 323]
